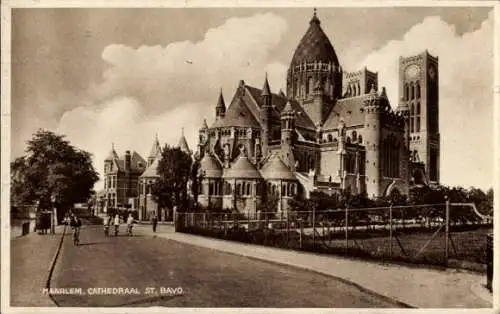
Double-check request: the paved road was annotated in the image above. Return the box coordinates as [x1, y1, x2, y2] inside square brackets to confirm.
[50, 225, 402, 307]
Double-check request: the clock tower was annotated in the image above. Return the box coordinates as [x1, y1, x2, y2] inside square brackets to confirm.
[399, 51, 440, 184]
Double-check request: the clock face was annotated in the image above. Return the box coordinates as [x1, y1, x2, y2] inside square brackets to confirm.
[405, 64, 420, 80]
[428, 65, 437, 81]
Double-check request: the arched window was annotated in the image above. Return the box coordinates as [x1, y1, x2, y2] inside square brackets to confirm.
[246, 182, 251, 196]
[306, 77, 313, 95]
[327, 134, 333, 142]
[352, 131, 357, 142]
[416, 81, 421, 99]
[410, 104, 415, 133]
[346, 136, 351, 144]
[410, 83, 415, 100]
[358, 135, 363, 144]
[405, 84, 409, 100]
[282, 184, 286, 196]
[237, 183, 242, 196]
[416, 102, 421, 133]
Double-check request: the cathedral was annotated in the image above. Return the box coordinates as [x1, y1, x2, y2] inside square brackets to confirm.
[195, 10, 440, 215]
[101, 10, 440, 219]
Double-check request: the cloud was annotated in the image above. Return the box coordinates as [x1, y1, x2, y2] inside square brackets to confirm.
[57, 13, 289, 189]
[357, 11, 493, 189]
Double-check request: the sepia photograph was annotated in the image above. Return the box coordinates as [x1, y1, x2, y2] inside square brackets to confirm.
[2, 1, 499, 312]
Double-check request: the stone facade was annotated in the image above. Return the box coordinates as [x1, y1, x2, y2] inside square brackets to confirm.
[103, 145, 146, 211]
[196, 10, 440, 214]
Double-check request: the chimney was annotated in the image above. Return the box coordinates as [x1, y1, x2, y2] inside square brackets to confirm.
[125, 150, 131, 172]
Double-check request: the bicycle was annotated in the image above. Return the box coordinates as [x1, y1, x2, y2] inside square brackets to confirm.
[73, 227, 80, 246]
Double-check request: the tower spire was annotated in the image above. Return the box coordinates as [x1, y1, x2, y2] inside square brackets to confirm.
[261, 72, 271, 97]
[215, 88, 226, 118]
[310, 7, 320, 25]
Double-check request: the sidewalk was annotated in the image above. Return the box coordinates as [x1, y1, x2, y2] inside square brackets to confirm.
[10, 225, 66, 307]
[135, 224, 492, 309]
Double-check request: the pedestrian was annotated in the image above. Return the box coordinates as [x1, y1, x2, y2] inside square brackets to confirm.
[113, 214, 120, 236]
[151, 213, 158, 233]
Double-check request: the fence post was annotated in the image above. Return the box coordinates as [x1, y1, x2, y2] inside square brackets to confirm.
[345, 205, 349, 255]
[389, 202, 393, 259]
[445, 196, 450, 267]
[299, 219, 303, 249]
[286, 213, 289, 246]
[312, 206, 316, 248]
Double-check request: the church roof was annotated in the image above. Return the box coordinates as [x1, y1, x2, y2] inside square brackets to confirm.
[323, 95, 368, 130]
[260, 154, 296, 180]
[212, 97, 260, 128]
[140, 157, 159, 178]
[290, 10, 339, 67]
[245, 85, 315, 130]
[200, 153, 223, 178]
[223, 155, 262, 179]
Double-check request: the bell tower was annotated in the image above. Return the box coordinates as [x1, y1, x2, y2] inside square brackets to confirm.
[399, 51, 440, 183]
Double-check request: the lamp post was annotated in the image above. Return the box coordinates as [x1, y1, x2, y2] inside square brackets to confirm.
[50, 194, 56, 234]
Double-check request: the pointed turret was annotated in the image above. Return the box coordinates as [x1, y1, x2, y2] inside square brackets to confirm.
[201, 119, 208, 130]
[178, 128, 191, 155]
[147, 134, 162, 166]
[260, 74, 273, 158]
[105, 143, 119, 161]
[261, 73, 271, 97]
[215, 88, 226, 119]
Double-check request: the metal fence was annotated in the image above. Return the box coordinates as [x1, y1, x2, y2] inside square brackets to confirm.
[176, 202, 492, 268]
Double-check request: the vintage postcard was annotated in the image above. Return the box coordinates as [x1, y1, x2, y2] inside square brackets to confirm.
[2, 0, 499, 313]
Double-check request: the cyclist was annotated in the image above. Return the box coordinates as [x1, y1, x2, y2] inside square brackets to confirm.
[103, 215, 110, 236]
[126, 213, 135, 236]
[70, 214, 82, 245]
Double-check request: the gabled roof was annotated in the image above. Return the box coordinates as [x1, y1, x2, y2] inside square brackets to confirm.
[105, 146, 119, 161]
[260, 154, 296, 180]
[245, 85, 315, 130]
[200, 153, 223, 178]
[212, 97, 260, 128]
[323, 95, 368, 130]
[131, 151, 147, 172]
[140, 157, 159, 178]
[223, 155, 262, 179]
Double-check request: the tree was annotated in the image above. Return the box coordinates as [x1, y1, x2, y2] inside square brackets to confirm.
[152, 145, 192, 213]
[189, 153, 202, 207]
[11, 129, 99, 222]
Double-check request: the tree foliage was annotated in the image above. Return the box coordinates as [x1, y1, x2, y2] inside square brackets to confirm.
[11, 129, 99, 220]
[152, 145, 193, 212]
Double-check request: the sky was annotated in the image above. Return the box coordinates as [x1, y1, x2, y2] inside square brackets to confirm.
[10, 6, 495, 191]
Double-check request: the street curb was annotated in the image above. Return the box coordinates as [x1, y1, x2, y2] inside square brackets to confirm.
[150, 231, 416, 309]
[470, 281, 493, 306]
[45, 225, 66, 306]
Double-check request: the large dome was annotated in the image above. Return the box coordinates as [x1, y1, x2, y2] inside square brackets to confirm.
[290, 11, 339, 67]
